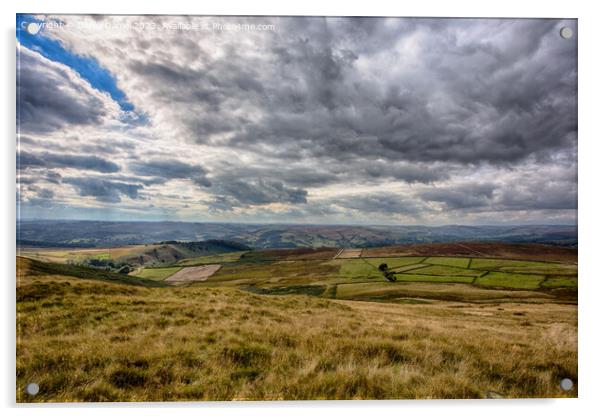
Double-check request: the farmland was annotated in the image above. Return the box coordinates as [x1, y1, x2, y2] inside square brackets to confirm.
[130, 267, 182, 281]
[186, 247, 577, 304]
[166, 265, 222, 284]
[16, 242, 577, 401]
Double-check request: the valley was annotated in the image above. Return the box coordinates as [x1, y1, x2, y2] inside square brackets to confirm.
[16, 240, 578, 401]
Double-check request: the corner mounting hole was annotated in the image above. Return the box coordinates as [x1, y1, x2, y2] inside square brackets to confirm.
[560, 378, 574, 391]
[26, 382, 39, 395]
[560, 27, 573, 39]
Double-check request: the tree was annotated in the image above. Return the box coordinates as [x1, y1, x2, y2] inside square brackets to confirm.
[384, 271, 397, 282]
[378, 263, 396, 282]
[117, 265, 131, 275]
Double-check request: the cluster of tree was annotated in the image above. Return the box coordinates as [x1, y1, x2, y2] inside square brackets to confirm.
[158, 239, 251, 252]
[378, 263, 397, 282]
[70, 258, 131, 275]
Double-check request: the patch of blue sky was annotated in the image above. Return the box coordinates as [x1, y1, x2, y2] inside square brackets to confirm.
[17, 13, 144, 124]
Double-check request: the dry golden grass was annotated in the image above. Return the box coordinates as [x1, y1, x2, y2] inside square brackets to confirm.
[16, 268, 577, 402]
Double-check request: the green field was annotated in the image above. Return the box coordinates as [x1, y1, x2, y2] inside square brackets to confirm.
[172, 255, 578, 304]
[388, 263, 432, 273]
[394, 274, 476, 284]
[424, 257, 470, 268]
[470, 258, 551, 270]
[541, 276, 578, 288]
[337, 259, 381, 279]
[475, 272, 545, 290]
[363, 257, 426, 269]
[121, 254, 577, 301]
[497, 264, 577, 275]
[410, 265, 483, 278]
[142, 254, 579, 298]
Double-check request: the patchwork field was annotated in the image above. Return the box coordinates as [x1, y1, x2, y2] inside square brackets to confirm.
[16, 242, 578, 401]
[166, 265, 222, 283]
[185, 252, 577, 304]
[130, 267, 182, 281]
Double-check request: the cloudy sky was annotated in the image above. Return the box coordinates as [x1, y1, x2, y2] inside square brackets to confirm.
[16, 15, 577, 225]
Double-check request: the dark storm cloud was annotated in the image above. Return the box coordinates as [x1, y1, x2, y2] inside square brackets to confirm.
[17, 45, 116, 134]
[335, 193, 420, 215]
[18, 151, 120, 173]
[272, 36, 359, 111]
[36, 188, 55, 199]
[497, 177, 577, 211]
[211, 159, 447, 191]
[499, 190, 576, 211]
[219, 18, 575, 166]
[110, 175, 167, 187]
[212, 162, 339, 188]
[99, 17, 576, 217]
[418, 174, 577, 213]
[64, 177, 143, 203]
[26, 197, 54, 207]
[209, 180, 308, 211]
[419, 184, 496, 210]
[126, 57, 259, 139]
[79, 140, 137, 155]
[45, 172, 62, 184]
[359, 160, 450, 184]
[23, 184, 55, 207]
[17, 177, 35, 185]
[130, 159, 211, 187]
[221, 179, 307, 205]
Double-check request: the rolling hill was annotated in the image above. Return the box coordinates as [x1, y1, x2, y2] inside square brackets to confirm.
[118, 240, 250, 266]
[16, 256, 166, 288]
[17, 220, 578, 249]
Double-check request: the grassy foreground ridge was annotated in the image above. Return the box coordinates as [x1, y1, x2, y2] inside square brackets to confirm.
[16, 242, 578, 401]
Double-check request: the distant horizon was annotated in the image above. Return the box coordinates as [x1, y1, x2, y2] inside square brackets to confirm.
[16, 217, 578, 228]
